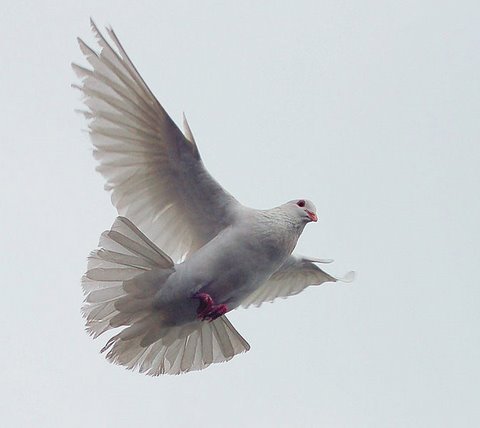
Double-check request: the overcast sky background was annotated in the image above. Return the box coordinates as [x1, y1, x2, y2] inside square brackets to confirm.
[1, 1, 479, 427]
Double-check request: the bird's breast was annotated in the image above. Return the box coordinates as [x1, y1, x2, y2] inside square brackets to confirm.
[157, 219, 301, 313]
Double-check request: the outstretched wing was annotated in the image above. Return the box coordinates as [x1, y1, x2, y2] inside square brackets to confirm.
[241, 255, 355, 308]
[73, 20, 240, 261]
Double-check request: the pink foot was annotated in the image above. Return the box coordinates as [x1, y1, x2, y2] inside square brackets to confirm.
[194, 292, 214, 318]
[193, 292, 228, 321]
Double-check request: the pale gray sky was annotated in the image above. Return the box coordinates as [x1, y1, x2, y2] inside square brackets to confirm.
[1, 1, 479, 427]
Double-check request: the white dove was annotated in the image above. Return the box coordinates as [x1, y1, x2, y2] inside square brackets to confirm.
[74, 21, 354, 375]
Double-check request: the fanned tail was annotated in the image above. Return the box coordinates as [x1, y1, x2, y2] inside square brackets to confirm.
[101, 316, 250, 376]
[82, 216, 250, 375]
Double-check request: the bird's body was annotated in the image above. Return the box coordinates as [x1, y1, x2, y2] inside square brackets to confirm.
[75, 21, 353, 375]
[153, 204, 308, 326]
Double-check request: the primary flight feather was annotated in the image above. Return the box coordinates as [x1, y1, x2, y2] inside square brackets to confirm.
[75, 20, 354, 375]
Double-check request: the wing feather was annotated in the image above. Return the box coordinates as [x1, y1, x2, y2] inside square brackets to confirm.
[74, 21, 240, 261]
[242, 255, 355, 308]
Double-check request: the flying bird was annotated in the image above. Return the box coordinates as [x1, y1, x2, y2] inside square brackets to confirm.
[74, 20, 354, 375]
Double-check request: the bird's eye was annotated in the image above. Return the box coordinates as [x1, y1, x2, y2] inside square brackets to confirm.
[297, 200, 305, 207]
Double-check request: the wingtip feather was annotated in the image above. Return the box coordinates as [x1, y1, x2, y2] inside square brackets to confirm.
[339, 271, 356, 283]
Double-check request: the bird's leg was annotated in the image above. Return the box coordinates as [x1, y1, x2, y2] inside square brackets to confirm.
[203, 303, 228, 321]
[193, 292, 214, 318]
[192, 292, 228, 321]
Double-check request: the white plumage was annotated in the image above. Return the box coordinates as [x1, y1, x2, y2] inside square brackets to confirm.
[75, 20, 353, 375]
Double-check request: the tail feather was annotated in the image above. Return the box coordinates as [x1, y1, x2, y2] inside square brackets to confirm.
[101, 317, 250, 375]
[82, 216, 250, 375]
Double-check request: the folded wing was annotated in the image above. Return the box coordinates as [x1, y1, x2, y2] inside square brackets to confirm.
[241, 255, 355, 308]
[73, 20, 239, 261]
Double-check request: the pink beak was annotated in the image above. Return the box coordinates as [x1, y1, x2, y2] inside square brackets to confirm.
[306, 210, 318, 222]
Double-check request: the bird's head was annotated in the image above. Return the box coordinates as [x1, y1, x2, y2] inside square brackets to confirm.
[285, 199, 318, 223]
